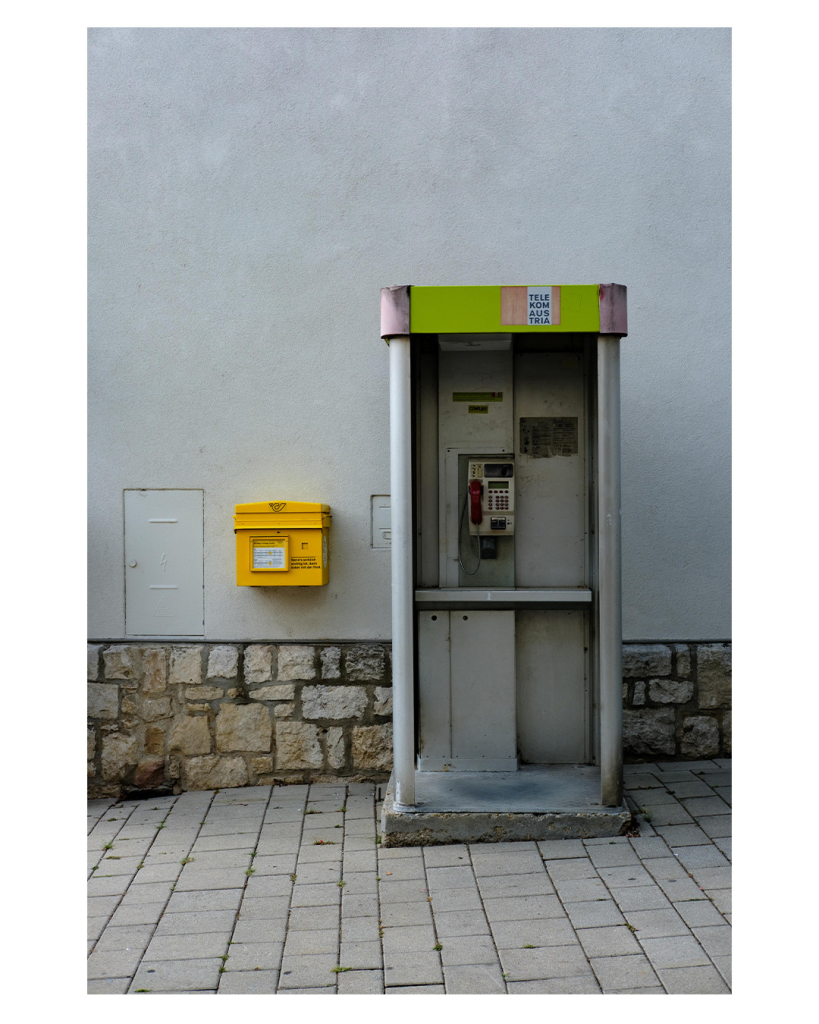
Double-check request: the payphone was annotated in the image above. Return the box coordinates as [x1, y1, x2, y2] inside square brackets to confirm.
[380, 283, 630, 844]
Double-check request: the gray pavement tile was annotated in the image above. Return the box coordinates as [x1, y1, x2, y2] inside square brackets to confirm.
[679, 795, 730, 816]
[377, 878, 431, 902]
[288, 905, 340, 931]
[377, 857, 426, 880]
[144, 932, 230, 961]
[232, 918, 288, 944]
[256, 838, 303, 856]
[490, 916, 577, 949]
[564, 900, 625, 929]
[673, 844, 730, 869]
[713, 836, 731, 859]
[94, 855, 143, 877]
[577, 924, 642, 957]
[655, 823, 710, 846]
[264, 808, 306, 823]
[662, 780, 717, 799]
[278, 953, 340, 988]
[341, 915, 381, 943]
[444, 963, 506, 993]
[217, 970, 279, 993]
[657, 964, 730, 993]
[673, 897, 726, 927]
[340, 894, 380, 919]
[641, 856, 690, 881]
[425, 865, 478, 889]
[422, 845, 470, 867]
[277, 987, 336, 993]
[433, 910, 491, 937]
[549, 876, 609, 902]
[290, 882, 341, 907]
[637, 804, 693, 827]
[131, 863, 181, 884]
[129, 957, 223, 992]
[471, 853, 544, 877]
[87, 978, 131, 994]
[337, 969, 384, 994]
[622, 771, 664, 789]
[288, 860, 341, 885]
[167, 888, 243, 913]
[712, 786, 731, 804]
[223, 942, 284, 971]
[298, 842, 343, 863]
[198, 821, 260, 836]
[244, 873, 294, 897]
[303, 813, 344, 831]
[88, 917, 107, 941]
[629, 836, 673, 858]
[385, 985, 446, 993]
[380, 901, 434, 927]
[692, 924, 731, 957]
[657, 760, 719, 772]
[107, 902, 166, 927]
[283, 928, 339, 956]
[341, 851, 377, 874]
[174, 868, 248, 892]
[121, 882, 178, 905]
[383, 950, 443, 986]
[630, 788, 680, 807]
[376, 846, 423, 860]
[93, 924, 155, 952]
[381, 924, 437, 953]
[156, 910, 238, 936]
[590, 952, 660, 991]
[688, 866, 731, 889]
[339, 940, 383, 970]
[639, 933, 711, 968]
[339, 873, 378, 897]
[251, 854, 299, 875]
[439, 934, 499, 966]
[87, 875, 132, 898]
[585, 843, 641, 868]
[342, 835, 378, 851]
[655, 876, 708, 902]
[536, 839, 587, 859]
[546, 858, 599, 880]
[705, 888, 731, 914]
[180, 850, 253, 870]
[607, 885, 672, 912]
[498, 944, 591, 982]
[625, 908, 690, 937]
[712, 954, 731, 985]
[508, 977, 601, 993]
[88, 895, 122, 918]
[483, 892, 565, 925]
[477, 872, 555, 899]
[87, 947, 144, 979]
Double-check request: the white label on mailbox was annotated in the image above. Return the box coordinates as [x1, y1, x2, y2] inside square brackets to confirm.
[253, 542, 286, 569]
[527, 286, 552, 325]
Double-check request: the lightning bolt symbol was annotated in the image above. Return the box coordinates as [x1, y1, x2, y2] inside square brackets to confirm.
[160, 553, 167, 572]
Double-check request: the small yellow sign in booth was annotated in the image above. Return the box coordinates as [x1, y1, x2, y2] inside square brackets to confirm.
[234, 501, 331, 586]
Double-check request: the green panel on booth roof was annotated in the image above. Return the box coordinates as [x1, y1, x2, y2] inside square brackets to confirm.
[410, 285, 600, 334]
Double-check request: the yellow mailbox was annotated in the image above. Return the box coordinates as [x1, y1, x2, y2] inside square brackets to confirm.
[234, 501, 331, 586]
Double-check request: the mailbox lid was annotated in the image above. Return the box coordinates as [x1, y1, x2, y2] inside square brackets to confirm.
[234, 501, 331, 532]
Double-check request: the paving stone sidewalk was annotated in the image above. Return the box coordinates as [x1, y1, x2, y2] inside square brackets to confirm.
[87, 758, 731, 994]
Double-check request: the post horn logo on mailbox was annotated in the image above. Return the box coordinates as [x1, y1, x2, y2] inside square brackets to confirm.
[269, 502, 287, 512]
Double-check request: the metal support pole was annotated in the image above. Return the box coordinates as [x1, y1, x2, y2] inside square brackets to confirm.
[597, 335, 623, 807]
[389, 335, 416, 808]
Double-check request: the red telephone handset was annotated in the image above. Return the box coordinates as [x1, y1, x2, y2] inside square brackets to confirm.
[469, 479, 483, 525]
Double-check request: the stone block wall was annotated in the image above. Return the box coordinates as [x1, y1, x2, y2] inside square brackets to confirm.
[87, 642, 393, 799]
[88, 640, 730, 797]
[622, 642, 731, 761]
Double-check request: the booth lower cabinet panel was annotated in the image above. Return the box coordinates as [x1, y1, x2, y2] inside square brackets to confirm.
[516, 609, 590, 764]
[418, 610, 517, 771]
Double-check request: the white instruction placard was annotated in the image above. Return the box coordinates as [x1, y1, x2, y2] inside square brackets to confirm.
[252, 540, 287, 569]
[527, 287, 552, 325]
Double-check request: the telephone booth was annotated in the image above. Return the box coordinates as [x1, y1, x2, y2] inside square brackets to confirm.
[380, 284, 629, 844]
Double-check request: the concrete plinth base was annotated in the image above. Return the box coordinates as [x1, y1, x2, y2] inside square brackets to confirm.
[381, 765, 631, 846]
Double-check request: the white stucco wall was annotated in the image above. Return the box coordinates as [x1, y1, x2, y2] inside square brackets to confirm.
[88, 27, 730, 642]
